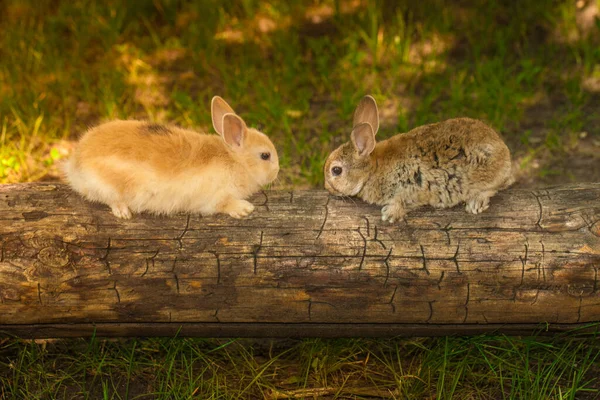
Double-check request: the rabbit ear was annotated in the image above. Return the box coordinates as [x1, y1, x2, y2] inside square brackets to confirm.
[212, 96, 236, 135]
[222, 113, 248, 149]
[351, 122, 376, 157]
[353, 95, 379, 135]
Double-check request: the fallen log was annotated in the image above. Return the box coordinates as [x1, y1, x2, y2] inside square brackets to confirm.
[0, 183, 599, 338]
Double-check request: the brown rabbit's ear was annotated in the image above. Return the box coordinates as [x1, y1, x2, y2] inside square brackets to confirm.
[351, 122, 376, 157]
[222, 113, 248, 149]
[353, 95, 379, 135]
[212, 96, 236, 135]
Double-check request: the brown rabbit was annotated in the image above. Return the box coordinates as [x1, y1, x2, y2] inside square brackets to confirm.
[64, 96, 279, 219]
[324, 95, 514, 222]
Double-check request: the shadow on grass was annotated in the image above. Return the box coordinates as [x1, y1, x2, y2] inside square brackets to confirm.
[2, 0, 599, 186]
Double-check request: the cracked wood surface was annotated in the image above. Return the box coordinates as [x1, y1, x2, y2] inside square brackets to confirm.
[0, 183, 599, 338]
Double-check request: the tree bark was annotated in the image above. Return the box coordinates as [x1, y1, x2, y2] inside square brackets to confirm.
[0, 183, 599, 338]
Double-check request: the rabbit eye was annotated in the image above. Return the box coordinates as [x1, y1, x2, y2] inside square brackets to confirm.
[260, 152, 271, 161]
[332, 166, 342, 176]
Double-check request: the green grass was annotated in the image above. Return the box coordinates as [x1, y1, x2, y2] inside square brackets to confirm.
[2, 0, 599, 185]
[1, 332, 599, 399]
[1, 0, 600, 398]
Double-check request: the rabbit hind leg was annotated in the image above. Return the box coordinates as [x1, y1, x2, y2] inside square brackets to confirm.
[73, 165, 133, 219]
[110, 203, 132, 219]
[465, 190, 496, 214]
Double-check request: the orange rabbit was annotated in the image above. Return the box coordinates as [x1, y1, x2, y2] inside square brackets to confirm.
[65, 97, 279, 219]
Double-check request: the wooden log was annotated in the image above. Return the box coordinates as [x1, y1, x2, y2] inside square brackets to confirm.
[0, 183, 599, 338]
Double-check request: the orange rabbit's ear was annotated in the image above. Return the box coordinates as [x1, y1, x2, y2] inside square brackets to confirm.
[353, 95, 379, 135]
[222, 113, 248, 150]
[211, 96, 236, 135]
[351, 122, 376, 157]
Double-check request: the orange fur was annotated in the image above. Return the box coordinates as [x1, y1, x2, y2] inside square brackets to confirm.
[64, 97, 279, 219]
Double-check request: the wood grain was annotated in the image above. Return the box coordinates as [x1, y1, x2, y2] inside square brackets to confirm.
[1, 183, 599, 337]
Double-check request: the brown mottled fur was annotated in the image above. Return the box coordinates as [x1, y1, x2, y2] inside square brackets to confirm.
[64, 97, 279, 219]
[324, 96, 514, 222]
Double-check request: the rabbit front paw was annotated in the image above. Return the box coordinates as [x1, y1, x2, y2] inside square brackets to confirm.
[225, 199, 255, 219]
[381, 203, 406, 223]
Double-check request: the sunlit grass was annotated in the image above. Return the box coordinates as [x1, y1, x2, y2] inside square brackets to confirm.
[2, 0, 598, 186]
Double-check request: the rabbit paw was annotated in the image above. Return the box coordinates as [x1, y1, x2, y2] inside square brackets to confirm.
[465, 194, 490, 214]
[381, 203, 406, 223]
[225, 199, 255, 219]
[110, 203, 132, 219]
